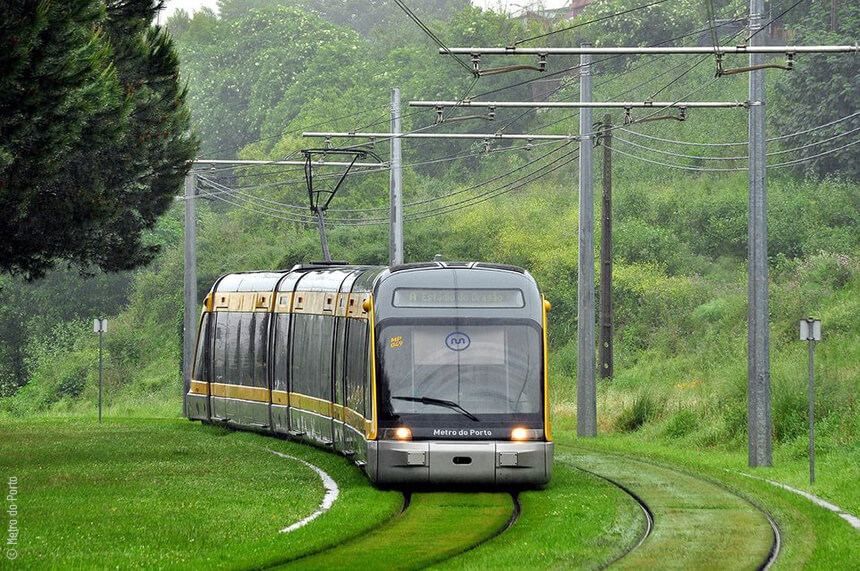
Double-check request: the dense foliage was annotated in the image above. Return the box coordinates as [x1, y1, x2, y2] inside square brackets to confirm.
[0, 0, 197, 279]
[770, 0, 859, 180]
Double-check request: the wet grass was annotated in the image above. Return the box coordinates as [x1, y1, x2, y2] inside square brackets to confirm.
[0, 417, 401, 569]
[282, 493, 513, 570]
[554, 424, 860, 570]
[436, 460, 644, 570]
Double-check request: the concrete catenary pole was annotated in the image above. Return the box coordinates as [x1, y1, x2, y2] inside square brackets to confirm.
[599, 114, 614, 380]
[748, 0, 772, 467]
[183, 172, 197, 417]
[577, 44, 597, 437]
[390, 87, 404, 266]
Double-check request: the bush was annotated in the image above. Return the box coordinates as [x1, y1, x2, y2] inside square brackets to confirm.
[662, 409, 698, 439]
[615, 393, 662, 432]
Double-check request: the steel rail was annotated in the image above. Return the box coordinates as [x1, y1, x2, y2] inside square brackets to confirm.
[558, 445, 781, 570]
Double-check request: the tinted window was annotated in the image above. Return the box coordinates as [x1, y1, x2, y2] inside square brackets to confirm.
[333, 316, 347, 405]
[253, 314, 269, 388]
[238, 313, 252, 386]
[213, 313, 228, 384]
[273, 314, 290, 392]
[193, 314, 211, 382]
[379, 320, 542, 416]
[345, 319, 367, 417]
[291, 314, 333, 400]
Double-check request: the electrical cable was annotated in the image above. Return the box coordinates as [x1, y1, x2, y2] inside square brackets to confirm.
[394, 0, 476, 76]
[745, 0, 806, 43]
[614, 126, 860, 161]
[610, 138, 860, 172]
[617, 111, 860, 148]
[406, 149, 580, 220]
[513, 0, 670, 46]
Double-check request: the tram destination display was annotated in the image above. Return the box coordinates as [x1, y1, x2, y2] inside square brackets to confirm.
[392, 288, 525, 308]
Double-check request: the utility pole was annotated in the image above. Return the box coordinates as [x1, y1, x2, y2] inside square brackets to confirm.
[748, 0, 772, 467]
[183, 172, 197, 417]
[577, 44, 597, 437]
[390, 87, 404, 266]
[599, 114, 613, 380]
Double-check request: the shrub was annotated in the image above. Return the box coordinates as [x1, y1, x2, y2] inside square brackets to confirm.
[615, 393, 662, 432]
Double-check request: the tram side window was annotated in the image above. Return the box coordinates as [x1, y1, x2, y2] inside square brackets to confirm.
[226, 313, 241, 384]
[253, 314, 269, 388]
[291, 313, 333, 401]
[364, 336, 372, 421]
[273, 314, 290, 393]
[193, 314, 211, 382]
[213, 313, 228, 384]
[345, 319, 366, 418]
[237, 313, 252, 386]
[333, 316, 347, 405]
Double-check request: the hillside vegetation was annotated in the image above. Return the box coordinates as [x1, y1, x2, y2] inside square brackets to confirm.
[1, 1, 857, 465]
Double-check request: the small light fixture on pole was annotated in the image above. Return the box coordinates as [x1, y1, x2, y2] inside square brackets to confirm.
[93, 318, 108, 424]
[799, 317, 821, 485]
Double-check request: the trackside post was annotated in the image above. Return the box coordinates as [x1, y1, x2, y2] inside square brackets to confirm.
[800, 317, 821, 485]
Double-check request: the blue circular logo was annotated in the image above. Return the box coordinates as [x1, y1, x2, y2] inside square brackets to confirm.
[445, 331, 471, 352]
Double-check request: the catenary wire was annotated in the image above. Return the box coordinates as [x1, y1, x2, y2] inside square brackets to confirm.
[617, 111, 860, 147]
[611, 138, 860, 172]
[513, 0, 670, 46]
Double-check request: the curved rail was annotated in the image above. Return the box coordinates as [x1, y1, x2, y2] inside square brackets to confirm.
[276, 493, 517, 570]
[557, 445, 779, 570]
[569, 463, 654, 565]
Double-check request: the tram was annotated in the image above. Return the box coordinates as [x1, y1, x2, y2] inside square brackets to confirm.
[186, 261, 553, 486]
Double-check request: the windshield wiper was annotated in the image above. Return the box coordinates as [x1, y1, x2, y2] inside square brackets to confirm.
[392, 396, 480, 422]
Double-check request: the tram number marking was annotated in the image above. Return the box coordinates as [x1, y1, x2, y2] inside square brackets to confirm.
[389, 335, 404, 349]
[445, 331, 471, 352]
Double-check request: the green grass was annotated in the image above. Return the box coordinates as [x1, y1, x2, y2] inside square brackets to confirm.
[558, 446, 773, 570]
[284, 493, 513, 570]
[553, 423, 860, 570]
[436, 460, 644, 570]
[0, 418, 401, 569]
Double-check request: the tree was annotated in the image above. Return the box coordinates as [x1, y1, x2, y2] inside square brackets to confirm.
[770, 1, 859, 181]
[0, 0, 198, 279]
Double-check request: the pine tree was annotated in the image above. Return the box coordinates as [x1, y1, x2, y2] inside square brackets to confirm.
[0, 0, 198, 279]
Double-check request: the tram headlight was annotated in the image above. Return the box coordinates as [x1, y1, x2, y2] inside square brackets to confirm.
[510, 426, 530, 441]
[394, 426, 412, 441]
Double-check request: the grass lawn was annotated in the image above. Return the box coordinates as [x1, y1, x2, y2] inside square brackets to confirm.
[0, 417, 402, 569]
[436, 459, 644, 570]
[553, 419, 860, 570]
[285, 493, 514, 570]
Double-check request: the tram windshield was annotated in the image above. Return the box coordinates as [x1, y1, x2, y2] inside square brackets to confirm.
[377, 319, 542, 422]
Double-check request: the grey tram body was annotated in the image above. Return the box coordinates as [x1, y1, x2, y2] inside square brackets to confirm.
[186, 261, 553, 487]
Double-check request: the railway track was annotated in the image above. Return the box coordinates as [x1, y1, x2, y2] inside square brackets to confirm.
[276, 492, 519, 570]
[557, 445, 781, 570]
[269, 445, 780, 570]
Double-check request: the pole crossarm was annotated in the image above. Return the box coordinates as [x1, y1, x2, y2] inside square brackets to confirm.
[303, 131, 580, 141]
[439, 45, 859, 55]
[410, 101, 749, 109]
[191, 159, 386, 168]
